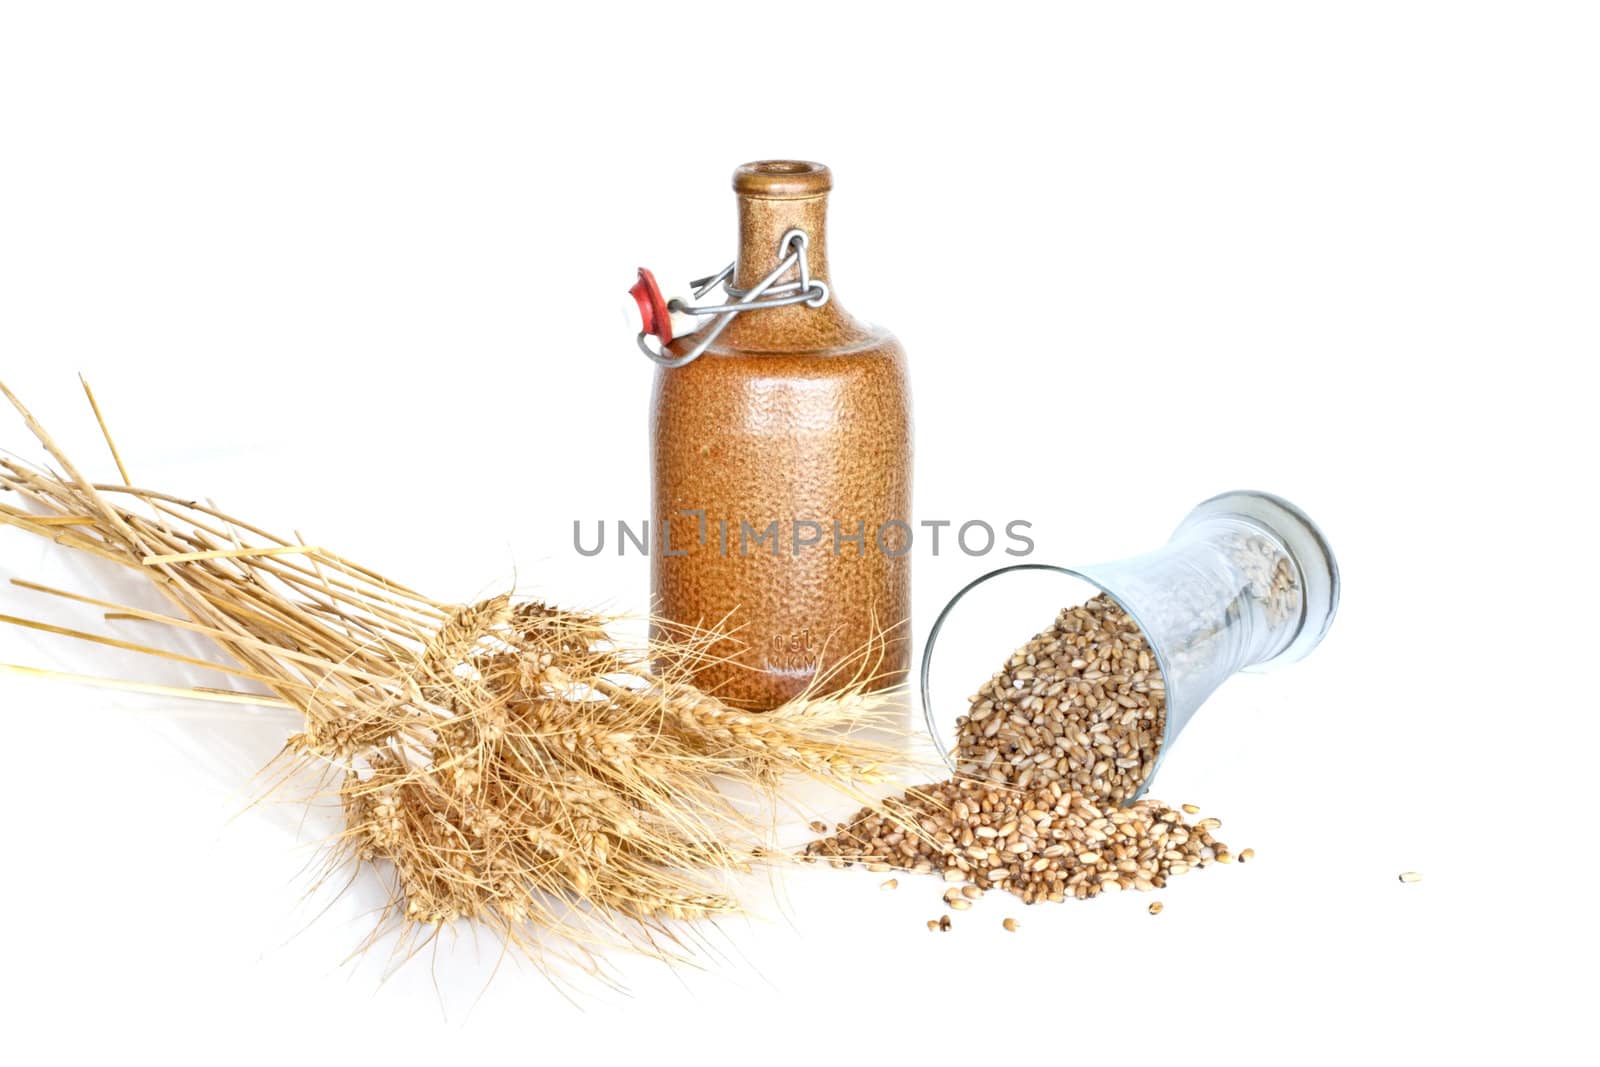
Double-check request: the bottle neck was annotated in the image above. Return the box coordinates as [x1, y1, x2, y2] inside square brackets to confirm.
[733, 192, 832, 292]
[723, 191, 851, 347]
[718, 160, 857, 350]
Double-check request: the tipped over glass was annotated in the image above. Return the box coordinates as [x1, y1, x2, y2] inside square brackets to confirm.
[919, 491, 1340, 799]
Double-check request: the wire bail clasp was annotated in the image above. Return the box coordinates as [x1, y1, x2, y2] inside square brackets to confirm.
[636, 229, 831, 369]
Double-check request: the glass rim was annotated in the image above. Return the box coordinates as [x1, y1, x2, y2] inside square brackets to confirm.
[918, 561, 1178, 802]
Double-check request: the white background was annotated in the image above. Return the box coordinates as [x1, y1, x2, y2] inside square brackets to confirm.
[1, 1, 1595, 1062]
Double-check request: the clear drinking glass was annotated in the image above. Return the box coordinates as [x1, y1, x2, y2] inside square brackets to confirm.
[920, 491, 1340, 798]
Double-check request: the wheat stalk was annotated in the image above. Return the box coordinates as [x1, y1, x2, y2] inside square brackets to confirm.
[0, 380, 919, 981]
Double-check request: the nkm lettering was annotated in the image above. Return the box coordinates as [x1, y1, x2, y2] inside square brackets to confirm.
[573, 512, 1034, 558]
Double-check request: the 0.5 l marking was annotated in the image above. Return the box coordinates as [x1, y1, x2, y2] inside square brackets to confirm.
[765, 627, 818, 673]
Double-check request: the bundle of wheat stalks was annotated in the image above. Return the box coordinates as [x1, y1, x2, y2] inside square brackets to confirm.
[0, 382, 910, 977]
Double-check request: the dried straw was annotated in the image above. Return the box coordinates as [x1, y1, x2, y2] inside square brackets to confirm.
[0, 381, 914, 980]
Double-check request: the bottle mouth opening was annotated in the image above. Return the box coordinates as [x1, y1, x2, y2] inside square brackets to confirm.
[734, 160, 833, 199]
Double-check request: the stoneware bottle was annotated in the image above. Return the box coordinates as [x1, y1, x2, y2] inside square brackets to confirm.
[651, 160, 912, 709]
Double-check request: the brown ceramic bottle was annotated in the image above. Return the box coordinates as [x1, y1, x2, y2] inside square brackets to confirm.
[651, 160, 912, 710]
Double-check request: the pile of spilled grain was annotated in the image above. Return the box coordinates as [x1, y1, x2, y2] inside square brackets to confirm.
[806, 779, 1230, 903]
[806, 593, 1243, 921]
